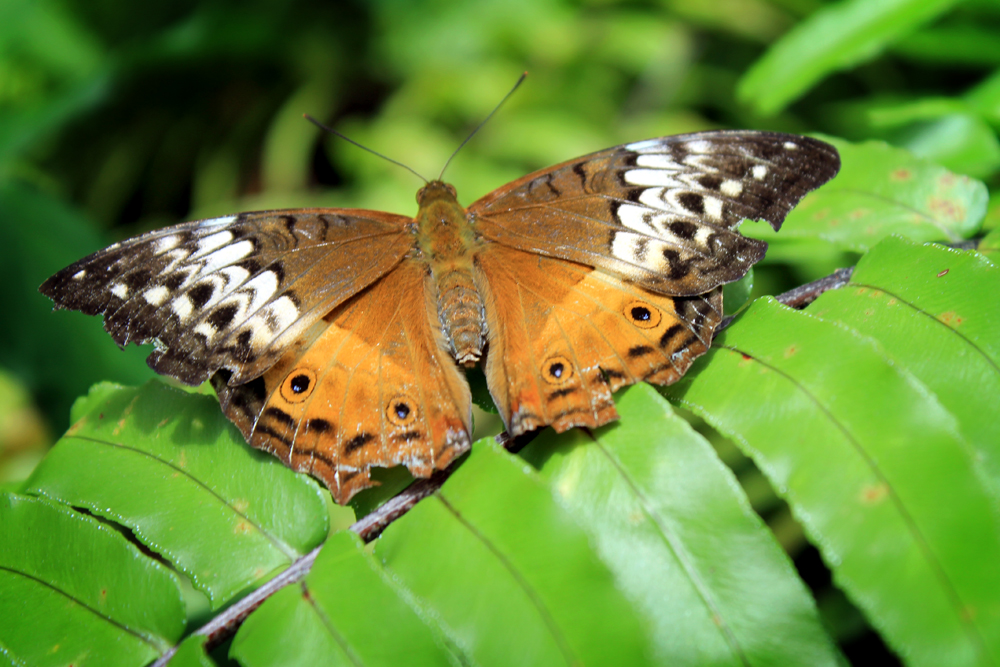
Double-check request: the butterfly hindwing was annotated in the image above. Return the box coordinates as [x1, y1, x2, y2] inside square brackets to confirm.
[475, 245, 722, 436]
[40, 209, 413, 386]
[470, 131, 840, 296]
[213, 259, 472, 504]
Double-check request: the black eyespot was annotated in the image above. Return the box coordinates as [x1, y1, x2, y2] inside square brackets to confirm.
[280, 368, 316, 403]
[542, 355, 574, 384]
[290, 374, 310, 393]
[624, 300, 661, 329]
[386, 395, 418, 426]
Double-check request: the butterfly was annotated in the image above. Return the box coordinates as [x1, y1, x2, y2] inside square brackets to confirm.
[41, 131, 840, 504]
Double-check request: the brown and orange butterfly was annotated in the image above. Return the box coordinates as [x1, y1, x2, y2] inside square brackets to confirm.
[41, 131, 839, 503]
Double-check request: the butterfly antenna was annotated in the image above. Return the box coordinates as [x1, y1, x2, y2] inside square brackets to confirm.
[437, 71, 528, 182]
[304, 114, 429, 185]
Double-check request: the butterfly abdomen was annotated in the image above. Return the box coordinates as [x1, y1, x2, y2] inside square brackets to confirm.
[415, 181, 488, 365]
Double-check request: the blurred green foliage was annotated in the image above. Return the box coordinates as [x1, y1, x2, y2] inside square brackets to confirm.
[2, 0, 1000, 664]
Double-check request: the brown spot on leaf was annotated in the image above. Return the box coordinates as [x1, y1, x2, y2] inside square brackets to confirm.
[860, 482, 889, 504]
[890, 169, 912, 181]
[939, 311, 964, 326]
[937, 269, 949, 277]
[784, 345, 798, 358]
[928, 196, 964, 222]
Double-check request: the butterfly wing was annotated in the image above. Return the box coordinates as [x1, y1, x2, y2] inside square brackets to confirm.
[469, 131, 840, 296]
[40, 209, 413, 385]
[475, 244, 722, 436]
[212, 258, 471, 504]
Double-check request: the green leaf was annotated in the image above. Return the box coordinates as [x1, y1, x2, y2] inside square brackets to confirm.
[168, 635, 217, 667]
[521, 384, 841, 666]
[738, 0, 961, 115]
[0, 492, 184, 666]
[663, 295, 1000, 666]
[374, 436, 652, 666]
[723, 267, 753, 315]
[232, 531, 458, 666]
[979, 227, 1000, 262]
[809, 236, 1000, 502]
[23, 381, 329, 608]
[747, 136, 988, 257]
[898, 113, 1000, 179]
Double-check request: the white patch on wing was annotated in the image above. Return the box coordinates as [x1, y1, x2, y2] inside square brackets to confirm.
[193, 321, 216, 342]
[153, 235, 182, 254]
[241, 270, 279, 316]
[73, 270, 86, 280]
[638, 187, 671, 212]
[267, 296, 300, 332]
[720, 180, 743, 197]
[200, 239, 254, 273]
[752, 164, 768, 180]
[635, 154, 683, 170]
[617, 203, 659, 234]
[703, 197, 723, 221]
[626, 139, 662, 153]
[217, 265, 250, 292]
[197, 215, 237, 228]
[612, 230, 645, 264]
[694, 225, 715, 246]
[110, 283, 128, 299]
[171, 294, 194, 322]
[685, 140, 712, 153]
[783, 141, 798, 150]
[143, 286, 169, 306]
[624, 169, 685, 187]
[191, 231, 234, 259]
[611, 231, 677, 272]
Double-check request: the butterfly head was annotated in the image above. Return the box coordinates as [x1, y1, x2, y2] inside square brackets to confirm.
[417, 181, 459, 206]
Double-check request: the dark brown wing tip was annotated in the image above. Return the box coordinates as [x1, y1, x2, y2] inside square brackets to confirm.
[759, 135, 841, 233]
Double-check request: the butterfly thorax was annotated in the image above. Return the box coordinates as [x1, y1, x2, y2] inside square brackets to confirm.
[415, 181, 486, 366]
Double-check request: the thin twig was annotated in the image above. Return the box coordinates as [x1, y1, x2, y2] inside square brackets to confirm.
[716, 266, 854, 334]
[154, 264, 860, 665]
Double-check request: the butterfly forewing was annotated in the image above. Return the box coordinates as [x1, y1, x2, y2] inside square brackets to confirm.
[40, 209, 413, 385]
[469, 131, 840, 296]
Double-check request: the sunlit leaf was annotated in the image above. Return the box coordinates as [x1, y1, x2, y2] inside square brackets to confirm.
[0, 492, 184, 666]
[809, 237, 1000, 502]
[522, 384, 842, 666]
[375, 436, 652, 666]
[232, 531, 458, 666]
[664, 291, 1000, 666]
[24, 381, 330, 607]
